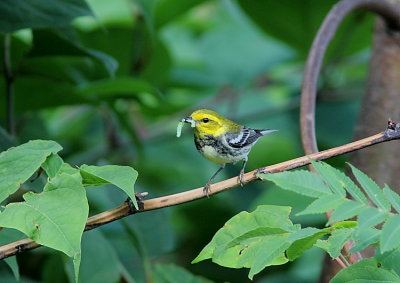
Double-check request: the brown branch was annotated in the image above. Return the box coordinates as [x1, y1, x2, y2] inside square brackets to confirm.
[1, 124, 399, 260]
[301, 0, 400, 155]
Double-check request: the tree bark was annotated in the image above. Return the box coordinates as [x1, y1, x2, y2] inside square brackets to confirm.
[350, 18, 400, 191]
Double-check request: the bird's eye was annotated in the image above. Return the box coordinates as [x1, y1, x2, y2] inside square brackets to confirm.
[202, 118, 210, 123]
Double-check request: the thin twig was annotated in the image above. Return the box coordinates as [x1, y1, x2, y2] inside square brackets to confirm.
[2, 33, 15, 136]
[336, 256, 348, 269]
[0, 125, 399, 260]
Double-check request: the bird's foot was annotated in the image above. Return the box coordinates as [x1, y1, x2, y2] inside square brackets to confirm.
[238, 169, 245, 187]
[203, 182, 211, 198]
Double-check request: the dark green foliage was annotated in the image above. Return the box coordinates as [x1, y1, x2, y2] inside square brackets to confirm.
[0, 0, 384, 282]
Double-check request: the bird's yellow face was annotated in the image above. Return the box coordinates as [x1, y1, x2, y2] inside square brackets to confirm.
[184, 109, 240, 137]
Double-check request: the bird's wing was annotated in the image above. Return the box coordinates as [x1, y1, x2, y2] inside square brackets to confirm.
[226, 127, 263, 148]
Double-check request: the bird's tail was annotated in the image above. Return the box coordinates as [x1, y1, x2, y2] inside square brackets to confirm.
[258, 129, 278, 136]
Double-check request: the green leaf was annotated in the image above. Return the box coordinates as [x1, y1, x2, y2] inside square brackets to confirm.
[0, 0, 94, 33]
[383, 184, 400, 213]
[261, 170, 331, 198]
[192, 205, 326, 279]
[296, 193, 346, 216]
[29, 29, 118, 77]
[0, 229, 24, 280]
[0, 173, 88, 282]
[80, 164, 138, 209]
[310, 160, 346, 197]
[192, 205, 295, 265]
[381, 214, 400, 253]
[153, 263, 213, 283]
[349, 164, 391, 212]
[4, 257, 19, 280]
[286, 228, 330, 261]
[42, 153, 64, 179]
[0, 140, 62, 202]
[358, 207, 389, 229]
[327, 200, 367, 225]
[226, 227, 291, 248]
[376, 246, 400, 274]
[74, 230, 121, 283]
[351, 227, 380, 253]
[316, 228, 354, 259]
[248, 236, 291, 280]
[153, 0, 204, 28]
[77, 77, 156, 98]
[338, 170, 368, 205]
[330, 258, 400, 283]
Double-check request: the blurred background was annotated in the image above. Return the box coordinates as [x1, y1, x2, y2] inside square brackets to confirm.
[0, 0, 376, 282]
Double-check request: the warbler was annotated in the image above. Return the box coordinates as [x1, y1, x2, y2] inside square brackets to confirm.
[182, 109, 277, 197]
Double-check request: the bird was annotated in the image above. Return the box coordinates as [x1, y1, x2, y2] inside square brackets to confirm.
[182, 109, 277, 197]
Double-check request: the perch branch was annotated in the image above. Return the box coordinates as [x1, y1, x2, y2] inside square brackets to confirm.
[0, 123, 399, 260]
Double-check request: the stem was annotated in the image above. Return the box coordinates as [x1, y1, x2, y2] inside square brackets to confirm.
[0, 124, 399, 260]
[3, 33, 15, 135]
[339, 253, 350, 267]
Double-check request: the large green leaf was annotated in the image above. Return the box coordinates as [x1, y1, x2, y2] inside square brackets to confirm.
[315, 228, 354, 259]
[351, 227, 380, 253]
[42, 153, 64, 179]
[297, 194, 346, 216]
[357, 207, 388, 229]
[192, 205, 295, 264]
[261, 170, 331, 198]
[0, 140, 62, 202]
[376, 246, 400, 274]
[330, 258, 400, 283]
[337, 168, 368, 204]
[77, 77, 156, 98]
[28, 29, 118, 77]
[327, 200, 366, 225]
[380, 214, 400, 253]
[286, 228, 330, 261]
[71, 230, 121, 283]
[0, 0, 94, 33]
[0, 173, 89, 281]
[80, 164, 138, 209]
[349, 164, 391, 212]
[310, 160, 346, 197]
[193, 205, 324, 279]
[383, 185, 400, 214]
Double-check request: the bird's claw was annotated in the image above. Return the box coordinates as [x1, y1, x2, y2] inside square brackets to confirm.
[238, 169, 245, 187]
[203, 183, 211, 198]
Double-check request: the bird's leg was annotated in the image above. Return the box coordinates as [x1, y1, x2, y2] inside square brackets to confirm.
[238, 157, 248, 187]
[204, 164, 226, 197]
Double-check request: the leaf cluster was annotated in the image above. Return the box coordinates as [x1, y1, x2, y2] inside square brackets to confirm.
[193, 160, 400, 281]
[0, 140, 138, 282]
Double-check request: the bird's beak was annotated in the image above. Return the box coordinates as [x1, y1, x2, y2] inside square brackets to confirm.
[183, 116, 194, 123]
[182, 116, 196, 128]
